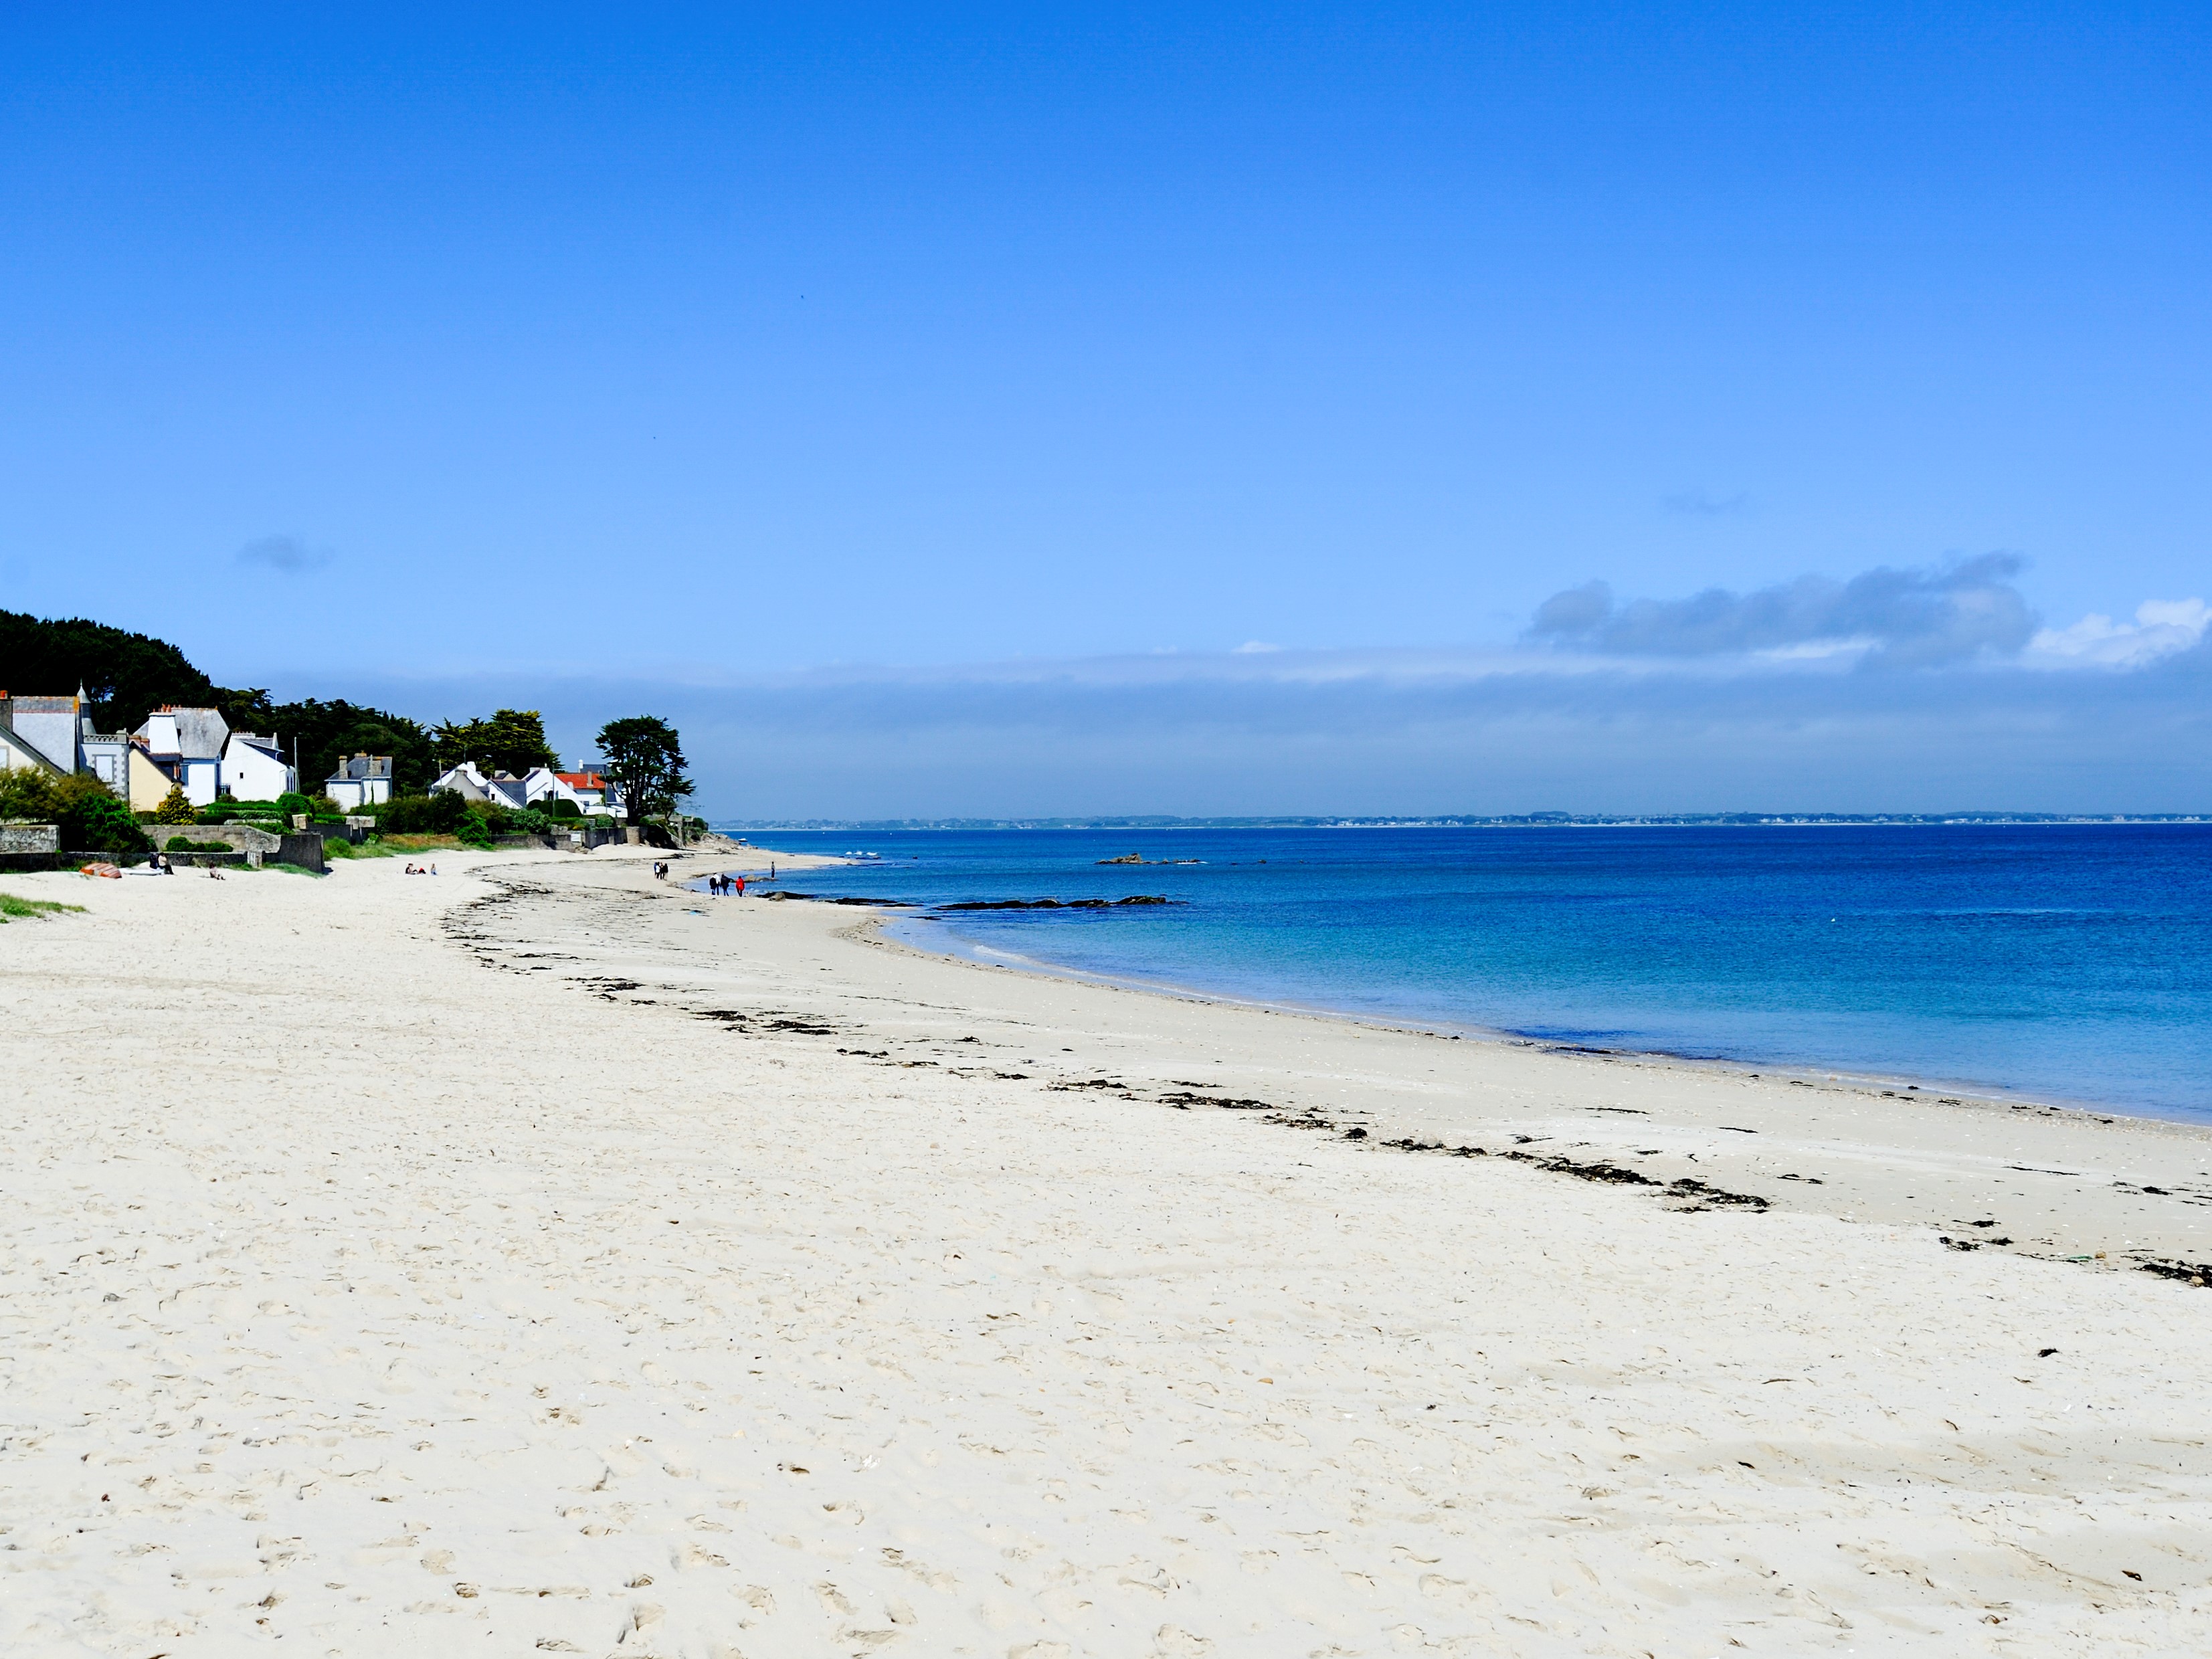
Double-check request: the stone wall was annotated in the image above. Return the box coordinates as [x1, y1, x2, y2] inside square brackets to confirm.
[167, 821, 279, 868]
[0, 821, 60, 854]
[277, 832, 327, 873]
[189, 822, 283, 856]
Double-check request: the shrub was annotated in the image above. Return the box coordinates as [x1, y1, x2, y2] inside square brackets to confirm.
[375, 793, 468, 835]
[275, 791, 314, 819]
[58, 781, 151, 857]
[1, 768, 152, 856]
[0, 765, 58, 822]
[547, 797, 581, 819]
[155, 782, 196, 823]
[485, 805, 553, 836]
[165, 835, 234, 854]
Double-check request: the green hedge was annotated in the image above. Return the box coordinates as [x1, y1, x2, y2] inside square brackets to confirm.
[165, 836, 234, 854]
[373, 793, 469, 835]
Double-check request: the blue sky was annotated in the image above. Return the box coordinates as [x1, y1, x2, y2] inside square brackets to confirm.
[3, 5, 2207, 813]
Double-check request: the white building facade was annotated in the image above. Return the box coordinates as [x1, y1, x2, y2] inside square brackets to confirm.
[430, 763, 619, 815]
[325, 753, 394, 809]
[0, 691, 130, 791]
[131, 707, 231, 808]
[221, 733, 298, 801]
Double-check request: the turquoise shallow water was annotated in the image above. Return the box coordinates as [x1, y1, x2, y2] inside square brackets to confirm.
[714, 825, 2212, 1123]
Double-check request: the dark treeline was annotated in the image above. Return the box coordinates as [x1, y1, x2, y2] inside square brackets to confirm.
[1, 609, 564, 800]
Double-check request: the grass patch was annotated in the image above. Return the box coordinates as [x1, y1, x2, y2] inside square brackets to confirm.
[379, 833, 464, 851]
[0, 890, 86, 922]
[165, 836, 236, 854]
[321, 837, 399, 860]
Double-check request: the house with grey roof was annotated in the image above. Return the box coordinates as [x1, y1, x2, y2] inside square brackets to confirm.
[326, 753, 394, 809]
[0, 689, 130, 792]
[131, 706, 231, 809]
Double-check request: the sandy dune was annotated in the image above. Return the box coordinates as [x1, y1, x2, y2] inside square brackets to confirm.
[3, 848, 2209, 1656]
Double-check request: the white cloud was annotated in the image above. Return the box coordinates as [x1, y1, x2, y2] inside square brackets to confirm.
[306, 612, 2212, 818]
[2027, 598, 2209, 668]
[1527, 555, 2038, 668]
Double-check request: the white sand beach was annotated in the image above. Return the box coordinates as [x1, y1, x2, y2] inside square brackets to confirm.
[4, 846, 2211, 1656]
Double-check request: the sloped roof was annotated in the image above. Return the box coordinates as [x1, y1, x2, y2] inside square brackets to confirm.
[431, 765, 494, 801]
[146, 705, 230, 760]
[0, 714, 70, 775]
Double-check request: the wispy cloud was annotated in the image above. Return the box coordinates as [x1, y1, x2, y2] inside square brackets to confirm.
[267, 556, 2211, 817]
[312, 607, 2212, 820]
[238, 534, 333, 574]
[2027, 598, 2211, 669]
[1528, 555, 2039, 668]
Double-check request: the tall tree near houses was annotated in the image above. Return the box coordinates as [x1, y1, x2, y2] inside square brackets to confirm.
[430, 708, 559, 777]
[595, 716, 693, 827]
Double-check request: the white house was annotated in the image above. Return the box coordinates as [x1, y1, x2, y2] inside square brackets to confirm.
[553, 768, 620, 814]
[325, 753, 394, 809]
[131, 706, 230, 809]
[428, 761, 502, 805]
[221, 732, 298, 801]
[0, 690, 130, 791]
[430, 762, 619, 815]
[0, 699, 71, 776]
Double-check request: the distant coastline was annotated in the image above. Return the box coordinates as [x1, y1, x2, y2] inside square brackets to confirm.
[717, 811, 2209, 832]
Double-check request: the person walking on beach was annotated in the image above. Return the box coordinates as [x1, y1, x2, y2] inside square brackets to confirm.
[735, 874, 745, 897]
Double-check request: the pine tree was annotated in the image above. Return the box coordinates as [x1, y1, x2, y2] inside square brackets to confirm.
[155, 782, 196, 823]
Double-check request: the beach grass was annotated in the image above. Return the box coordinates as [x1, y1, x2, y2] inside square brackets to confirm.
[377, 833, 464, 852]
[0, 891, 86, 922]
[322, 838, 399, 859]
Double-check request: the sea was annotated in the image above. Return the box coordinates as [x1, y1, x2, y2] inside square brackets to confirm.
[707, 825, 2212, 1124]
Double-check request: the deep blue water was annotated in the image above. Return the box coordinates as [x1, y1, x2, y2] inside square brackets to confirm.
[710, 827, 2212, 1122]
